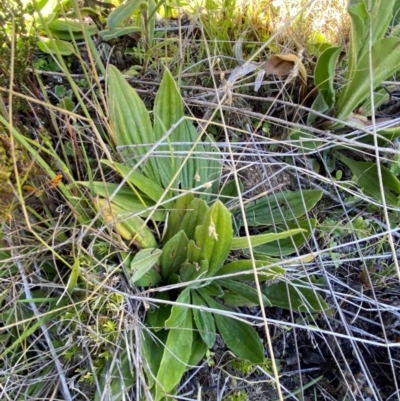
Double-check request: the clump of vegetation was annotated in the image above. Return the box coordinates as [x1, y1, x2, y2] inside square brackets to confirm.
[0, 0, 35, 110]
[1, 0, 400, 400]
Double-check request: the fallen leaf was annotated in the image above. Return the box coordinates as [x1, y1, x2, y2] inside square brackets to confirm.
[265, 53, 307, 101]
[265, 53, 307, 83]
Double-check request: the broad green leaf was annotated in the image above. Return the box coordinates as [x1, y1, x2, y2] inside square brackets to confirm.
[239, 190, 323, 226]
[350, 126, 400, 146]
[107, 0, 146, 30]
[47, 18, 98, 34]
[219, 179, 243, 204]
[130, 248, 162, 283]
[288, 129, 322, 153]
[99, 26, 141, 40]
[165, 289, 191, 328]
[160, 231, 189, 279]
[146, 0, 157, 47]
[164, 193, 194, 243]
[218, 279, 271, 306]
[102, 160, 171, 206]
[155, 308, 193, 400]
[203, 295, 264, 364]
[179, 261, 196, 282]
[337, 37, 400, 122]
[188, 337, 208, 366]
[194, 201, 233, 277]
[253, 219, 317, 257]
[337, 153, 400, 206]
[186, 241, 201, 269]
[94, 197, 158, 248]
[180, 259, 209, 282]
[107, 65, 159, 184]
[358, 87, 390, 117]
[191, 290, 216, 348]
[141, 328, 168, 388]
[48, 28, 98, 40]
[79, 181, 165, 221]
[134, 267, 162, 286]
[34, 0, 57, 12]
[308, 91, 330, 125]
[147, 293, 172, 332]
[198, 282, 224, 297]
[179, 198, 208, 240]
[66, 257, 80, 293]
[222, 293, 259, 307]
[180, 120, 222, 197]
[347, 0, 368, 82]
[262, 278, 330, 313]
[308, 45, 342, 124]
[314, 46, 342, 106]
[37, 38, 74, 55]
[231, 228, 305, 250]
[168, 273, 182, 285]
[153, 69, 187, 188]
[349, 0, 397, 71]
[218, 260, 284, 281]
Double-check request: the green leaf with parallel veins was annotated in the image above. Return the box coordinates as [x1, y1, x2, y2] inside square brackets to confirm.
[179, 198, 208, 240]
[155, 308, 193, 400]
[253, 219, 317, 257]
[48, 18, 98, 33]
[160, 231, 189, 280]
[165, 289, 191, 329]
[107, 0, 146, 29]
[194, 201, 233, 277]
[164, 193, 194, 243]
[153, 69, 185, 187]
[231, 228, 305, 250]
[187, 239, 201, 266]
[141, 328, 168, 389]
[308, 46, 342, 124]
[179, 261, 197, 282]
[78, 182, 165, 221]
[134, 267, 162, 287]
[203, 294, 264, 364]
[337, 37, 400, 122]
[219, 279, 271, 307]
[130, 248, 162, 284]
[191, 290, 216, 348]
[240, 190, 323, 226]
[219, 180, 244, 204]
[102, 160, 171, 206]
[180, 259, 209, 283]
[222, 292, 259, 307]
[37, 38, 75, 55]
[262, 278, 330, 312]
[288, 129, 323, 153]
[337, 153, 400, 206]
[99, 26, 141, 41]
[188, 337, 208, 366]
[218, 260, 284, 281]
[199, 282, 224, 297]
[147, 293, 172, 332]
[107, 65, 159, 184]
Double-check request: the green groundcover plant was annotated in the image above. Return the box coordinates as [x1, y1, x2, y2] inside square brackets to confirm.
[80, 66, 329, 400]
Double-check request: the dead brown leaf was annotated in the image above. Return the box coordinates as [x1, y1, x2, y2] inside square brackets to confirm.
[265, 53, 307, 101]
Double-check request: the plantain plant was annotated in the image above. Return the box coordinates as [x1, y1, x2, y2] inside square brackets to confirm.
[84, 65, 329, 400]
[290, 0, 400, 210]
[308, 0, 400, 127]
